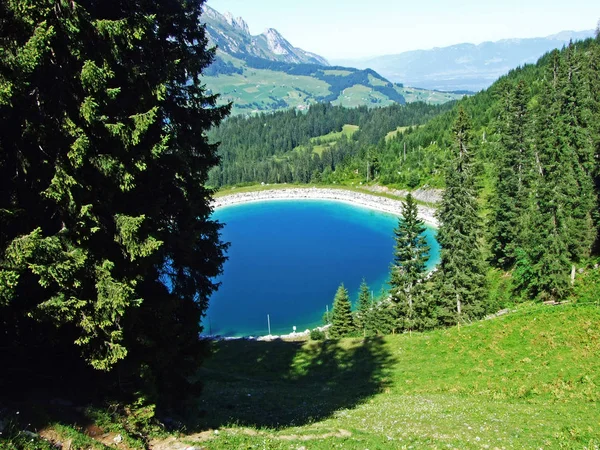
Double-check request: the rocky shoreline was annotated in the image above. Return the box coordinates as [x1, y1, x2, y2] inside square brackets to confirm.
[212, 187, 438, 227]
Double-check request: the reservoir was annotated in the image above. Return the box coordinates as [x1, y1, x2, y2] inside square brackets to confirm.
[205, 199, 439, 337]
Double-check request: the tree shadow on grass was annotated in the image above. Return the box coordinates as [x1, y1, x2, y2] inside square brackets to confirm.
[0, 336, 394, 443]
[188, 336, 395, 430]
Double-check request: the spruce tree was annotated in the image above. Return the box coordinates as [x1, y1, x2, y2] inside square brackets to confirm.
[355, 278, 372, 333]
[489, 80, 531, 269]
[0, 0, 228, 402]
[589, 37, 600, 250]
[389, 193, 430, 332]
[435, 108, 487, 325]
[329, 283, 354, 338]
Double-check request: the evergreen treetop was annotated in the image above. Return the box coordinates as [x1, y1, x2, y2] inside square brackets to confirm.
[390, 193, 430, 332]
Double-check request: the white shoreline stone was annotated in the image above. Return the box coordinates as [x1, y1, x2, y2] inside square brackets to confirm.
[212, 187, 438, 227]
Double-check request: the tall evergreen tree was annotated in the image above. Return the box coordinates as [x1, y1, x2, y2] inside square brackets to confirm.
[590, 36, 600, 251]
[389, 193, 430, 331]
[435, 108, 487, 324]
[489, 80, 531, 268]
[329, 283, 354, 338]
[0, 0, 228, 403]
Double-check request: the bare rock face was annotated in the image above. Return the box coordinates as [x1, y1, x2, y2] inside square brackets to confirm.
[201, 5, 329, 66]
[363, 185, 443, 204]
[263, 28, 290, 56]
[223, 11, 250, 36]
[412, 187, 444, 204]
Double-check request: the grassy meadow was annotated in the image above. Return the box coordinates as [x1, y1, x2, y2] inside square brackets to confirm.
[7, 302, 599, 449]
[184, 303, 600, 449]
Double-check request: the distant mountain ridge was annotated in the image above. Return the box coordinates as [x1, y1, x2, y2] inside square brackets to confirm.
[202, 6, 329, 66]
[199, 6, 464, 115]
[333, 30, 596, 91]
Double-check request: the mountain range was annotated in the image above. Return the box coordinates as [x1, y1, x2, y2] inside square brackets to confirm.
[332, 30, 595, 91]
[201, 7, 594, 113]
[200, 7, 464, 115]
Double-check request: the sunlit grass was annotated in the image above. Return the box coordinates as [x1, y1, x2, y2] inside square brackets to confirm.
[190, 303, 600, 449]
[5, 303, 598, 449]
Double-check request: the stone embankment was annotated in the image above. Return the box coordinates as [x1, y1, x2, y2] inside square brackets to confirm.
[362, 185, 443, 204]
[213, 187, 438, 226]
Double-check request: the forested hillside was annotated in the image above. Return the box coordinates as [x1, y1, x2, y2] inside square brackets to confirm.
[208, 101, 455, 187]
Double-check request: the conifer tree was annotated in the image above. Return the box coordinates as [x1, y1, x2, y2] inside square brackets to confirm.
[489, 80, 531, 268]
[577, 37, 600, 251]
[354, 278, 372, 333]
[0, 0, 228, 402]
[435, 108, 487, 324]
[389, 193, 430, 331]
[329, 284, 354, 338]
[516, 47, 597, 300]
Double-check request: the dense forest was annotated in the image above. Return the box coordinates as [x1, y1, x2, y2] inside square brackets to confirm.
[208, 101, 455, 187]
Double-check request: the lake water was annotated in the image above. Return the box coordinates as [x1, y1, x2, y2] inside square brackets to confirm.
[205, 200, 439, 337]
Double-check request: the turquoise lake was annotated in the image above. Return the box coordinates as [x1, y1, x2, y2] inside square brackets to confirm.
[205, 200, 440, 337]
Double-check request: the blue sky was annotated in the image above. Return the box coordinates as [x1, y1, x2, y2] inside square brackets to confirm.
[206, 0, 598, 59]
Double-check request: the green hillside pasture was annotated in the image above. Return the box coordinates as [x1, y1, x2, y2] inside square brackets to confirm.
[385, 125, 414, 141]
[291, 124, 360, 156]
[216, 50, 245, 68]
[203, 69, 331, 115]
[5, 303, 599, 449]
[312, 124, 359, 144]
[397, 86, 465, 105]
[368, 73, 390, 87]
[186, 303, 599, 449]
[323, 69, 354, 76]
[332, 84, 394, 108]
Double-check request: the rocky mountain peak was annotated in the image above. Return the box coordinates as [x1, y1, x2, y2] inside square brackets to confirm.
[201, 6, 328, 66]
[224, 11, 250, 35]
[262, 28, 290, 56]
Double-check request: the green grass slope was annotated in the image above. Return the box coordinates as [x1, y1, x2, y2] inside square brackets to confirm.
[3, 303, 598, 449]
[189, 303, 600, 449]
[292, 124, 360, 156]
[203, 52, 464, 115]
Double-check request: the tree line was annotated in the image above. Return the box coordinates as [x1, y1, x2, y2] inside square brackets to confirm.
[326, 110, 490, 338]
